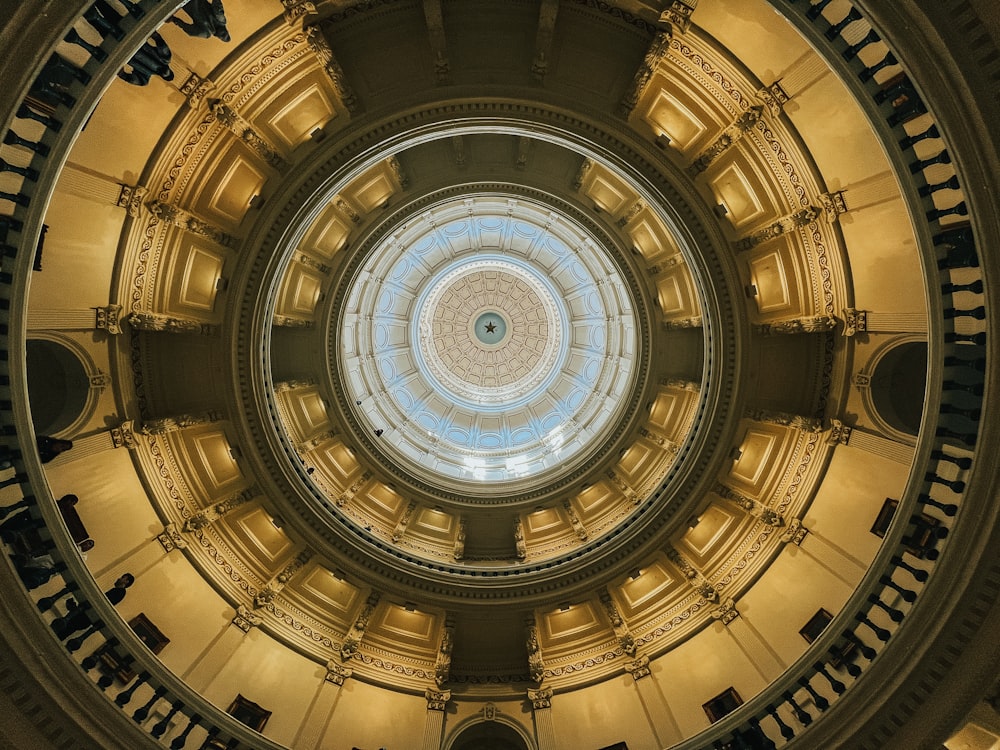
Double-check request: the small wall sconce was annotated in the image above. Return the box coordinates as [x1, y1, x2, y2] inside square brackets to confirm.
[249, 194, 264, 209]
[713, 203, 729, 217]
[655, 133, 672, 149]
[744, 284, 758, 297]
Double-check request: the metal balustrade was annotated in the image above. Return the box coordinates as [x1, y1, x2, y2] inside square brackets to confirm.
[0, 0, 989, 748]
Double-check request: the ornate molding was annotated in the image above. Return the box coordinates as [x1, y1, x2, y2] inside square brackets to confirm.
[109, 420, 137, 450]
[688, 105, 763, 176]
[232, 604, 263, 633]
[827, 418, 853, 445]
[94, 304, 124, 335]
[623, 654, 650, 680]
[425, 688, 451, 711]
[116, 183, 146, 218]
[325, 659, 352, 686]
[155, 522, 187, 553]
[619, 31, 672, 118]
[527, 687, 552, 710]
[710, 597, 739, 625]
[659, 0, 698, 34]
[304, 24, 358, 114]
[841, 308, 868, 337]
[179, 71, 215, 109]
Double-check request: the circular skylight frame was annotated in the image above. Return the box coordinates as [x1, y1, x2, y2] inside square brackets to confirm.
[336, 193, 640, 498]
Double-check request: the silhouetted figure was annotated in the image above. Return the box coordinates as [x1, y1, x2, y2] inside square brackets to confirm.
[36, 436, 73, 464]
[118, 32, 174, 86]
[170, 0, 231, 43]
[10, 552, 64, 590]
[51, 573, 135, 640]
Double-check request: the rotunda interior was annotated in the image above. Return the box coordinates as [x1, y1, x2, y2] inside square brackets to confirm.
[0, 1, 998, 749]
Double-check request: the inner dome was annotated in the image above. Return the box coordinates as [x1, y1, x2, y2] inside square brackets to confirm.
[337, 194, 641, 496]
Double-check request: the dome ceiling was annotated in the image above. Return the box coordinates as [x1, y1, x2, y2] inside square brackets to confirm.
[4, 0, 994, 748]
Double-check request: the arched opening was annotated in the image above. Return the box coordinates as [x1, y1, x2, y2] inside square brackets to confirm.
[450, 721, 531, 750]
[25, 338, 91, 436]
[869, 341, 928, 437]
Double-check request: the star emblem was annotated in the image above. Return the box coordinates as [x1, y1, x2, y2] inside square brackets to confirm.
[484, 321, 497, 334]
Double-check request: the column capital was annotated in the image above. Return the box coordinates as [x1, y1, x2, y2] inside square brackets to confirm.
[231, 604, 262, 633]
[841, 308, 868, 337]
[710, 597, 739, 626]
[109, 420, 137, 449]
[425, 689, 451, 711]
[624, 654, 651, 681]
[155, 522, 187, 553]
[528, 687, 553, 710]
[780, 518, 808, 546]
[659, 0, 698, 33]
[324, 659, 353, 686]
[826, 418, 853, 445]
[95, 304, 124, 334]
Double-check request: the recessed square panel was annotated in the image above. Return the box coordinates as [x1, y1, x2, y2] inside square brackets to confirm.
[175, 243, 223, 312]
[682, 505, 737, 557]
[730, 429, 779, 489]
[750, 248, 794, 313]
[711, 162, 765, 227]
[205, 155, 265, 225]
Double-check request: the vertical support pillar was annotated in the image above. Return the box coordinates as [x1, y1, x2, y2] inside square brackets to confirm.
[182, 607, 260, 692]
[528, 688, 556, 750]
[625, 656, 682, 746]
[422, 689, 450, 750]
[714, 602, 786, 680]
[293, 661, 352, 750]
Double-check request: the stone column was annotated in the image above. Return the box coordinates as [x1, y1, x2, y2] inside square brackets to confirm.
[181, 607, 260, 692]
[624, 655, 681, 746]
[659, 0, 698, 33]
[421, 689, 450, 750]
[27, 307, 109, 331]
[797, 528, 867, 587]
[714, 600, 786, 681]
[293, 660, 352, 750]
[847, 427, 915, 465]
[44, 430, 116, 466]
[528, 688, 557, 750]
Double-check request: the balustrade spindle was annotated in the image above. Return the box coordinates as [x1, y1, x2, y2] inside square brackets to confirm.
[16, 103, 62, 132]
[67, 619, 104, 652]
[841, 629, 877, 659]
[867, 594, 904, 623]
[942, 379, 982, 396]
[748, 717, 778, 750]
[814, 662, 846, 694]
[941, 280, 983, 295]
[927, 202, 968, 222]
[81, 637, 116, 671]
[940, 403, 981, 422]
[917, 493, 959, 517]
[0, 215, 23, 234]
[0, 190, 31, 207]
[909, 150, 951, 174]
[64, 27, 107, 62]
[944, 331, 986, 345]
[766, 704, 796, 741]
[859, 51, 897, 81]
[2, 130, 50, 157]
[806, 0, 834, 20]
[936, 426, 978, 447]
[0, 158, 38, 181]
[919, 175, 960, 197]
[842, 28, 879, 60]
[879, 575, 917, 603]
[891, 555, 929, 582]
[132, 686, 167, 723]
[783, 690, 813, 726]
[855, 614, 891, 642]
[825, 7, 862, 39]
[925, 472, 966, 493]
[898, 124, 938, 150]
[943, 305, 986, 321]
[169, 712, 202, 750]
[798, 676, 830, 710]
[84, 1, 126, 41]
[944, 354, 986, 371]
[152, 701, 185, 738]
[930, 449, 972, 470]
[114, 671, 149, 707]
